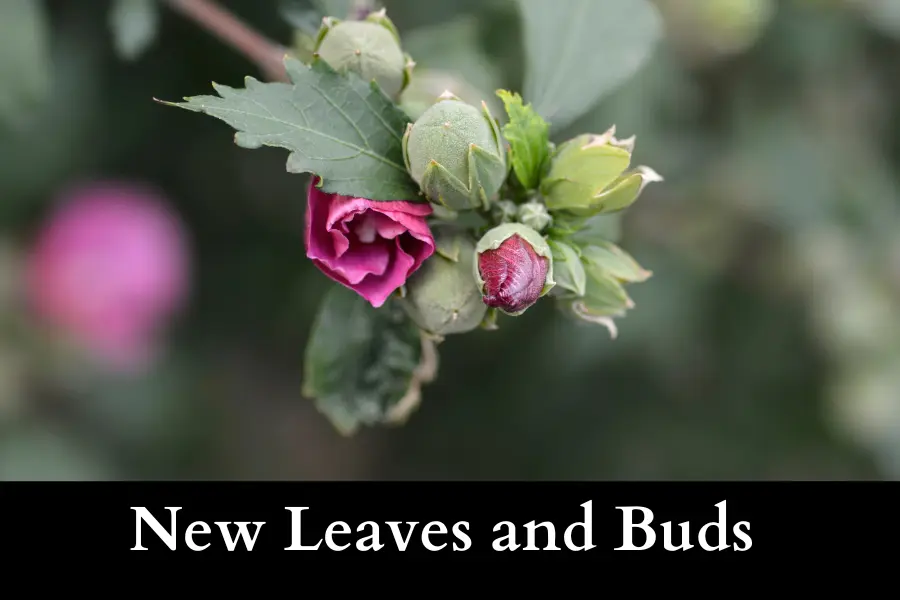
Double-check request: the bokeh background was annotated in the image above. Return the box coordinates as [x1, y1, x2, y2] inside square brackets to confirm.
[2, 0, 899, 480]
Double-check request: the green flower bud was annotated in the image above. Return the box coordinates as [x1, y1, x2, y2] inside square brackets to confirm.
[402, 92, 508, 211]
[540, 126, 662, 217]
[474, 223, 555, 316]
[400, 231, 487, 337]
[517, 200, 552, 233]
[491, 199, 518, 224]
[314, 9, 414, 99]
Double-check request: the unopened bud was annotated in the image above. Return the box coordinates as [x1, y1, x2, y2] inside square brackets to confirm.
[491, 199, 518, 224]
[314, 11, 411, 99]
[516, 200, 552, 232]
[474, 223, 555, 316]
[540, 126, 661, 217]
[402, 94, 508, 211]
[400, 230, 487, 336]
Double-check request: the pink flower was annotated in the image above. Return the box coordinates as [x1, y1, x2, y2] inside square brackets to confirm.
[26, 181, 190, 372]
[304, 180, 435, 308]
[478, 234, 549, 314]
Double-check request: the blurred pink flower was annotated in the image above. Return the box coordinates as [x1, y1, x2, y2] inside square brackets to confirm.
[26, 181, 190, 371]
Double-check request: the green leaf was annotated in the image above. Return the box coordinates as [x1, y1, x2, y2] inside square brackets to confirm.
[160, 56, 421, 201]
[555, 265, 631, 339]
[581, 266, 632, 317]
[108, 0, 160, 61]
[496, 90, 550, 190]
[280, 0, 328, 33]
[302, 285, 436, 435]
[401, 16, 504, 109]
[432, 226, 463, 262]
[862, 0, 900, 40]
[580, 241, 652, 283]
[549, 240, 586, 297]
[0, 0, 52, 125]
[516, 0, 663, 133]
[570, 214, 623, 245]
[311, 0, 356, 19]
[0, 425, 115, 481]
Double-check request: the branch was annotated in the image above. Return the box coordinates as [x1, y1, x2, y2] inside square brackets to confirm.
[161, 0, 289, 82]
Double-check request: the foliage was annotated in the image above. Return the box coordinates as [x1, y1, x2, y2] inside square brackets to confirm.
[161, 57, 421, 201]
[0, 0, 898, 480]
[159, 0, 663, 434]
[0, 1, 51, 126]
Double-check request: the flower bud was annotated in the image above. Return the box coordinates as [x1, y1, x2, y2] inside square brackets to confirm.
[517, 200, 552, 233]
[314, 9, 413, 99]
[540, 126, 662, 217]
[474, 223, 555, 316]
[491, 199, 518, 224]
[402, 92, 508, 211]
[400, 230, 487, 337]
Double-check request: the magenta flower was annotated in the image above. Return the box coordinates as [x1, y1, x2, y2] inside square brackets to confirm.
[26, 182, 190, 371]
[304, 180, 435, 308]
[478, 234, 550, 315]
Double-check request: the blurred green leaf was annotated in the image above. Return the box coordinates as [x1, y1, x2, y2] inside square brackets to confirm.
[401, 15, 503, 102]
[108, 0, 160, 61]
[496, 90, 550, 191]
[0, 5, 104, 208]
[280, 0, 326, 32]
[580, 241, 652, 284]
[517, 0, 663, 133]
[161, 56, 420, 201]
[581, 273, 631, 317]
[549, 239, 586, 297]
[570, 214, 622, 245]
[0, 426, 114, 481]
[302, 285, 431, 435]
[860, 0, 900, 40]
[311, 0, 355, 19]
[0, 0, 52, 125]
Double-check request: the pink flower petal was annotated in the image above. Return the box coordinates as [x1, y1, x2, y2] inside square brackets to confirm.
[303, 180, 436, 307]
[323, 238, 391, 284]
[351, 241, 417, 308]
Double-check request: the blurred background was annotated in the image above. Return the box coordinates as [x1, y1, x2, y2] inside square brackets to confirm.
[1, 0, 899, 480]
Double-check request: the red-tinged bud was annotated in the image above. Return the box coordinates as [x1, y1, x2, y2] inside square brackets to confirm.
[474, 223, 555, 316]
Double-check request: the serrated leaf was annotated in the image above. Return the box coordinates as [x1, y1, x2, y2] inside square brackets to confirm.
[517, 0, 663, 133]
[581, 241, 652, 284]
[549, 240, 586, 297]
[161, 56, 421, 201]
[108, 0, 160, 61]
[0, 0, 52, 125]
[302, 285, 435, 435]
[496, 90, 550, 190]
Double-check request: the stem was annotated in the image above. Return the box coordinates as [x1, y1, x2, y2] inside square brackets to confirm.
[161, 0, 289, 82]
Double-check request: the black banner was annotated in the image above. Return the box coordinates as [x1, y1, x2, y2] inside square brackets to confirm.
[1, 482, 894, 562]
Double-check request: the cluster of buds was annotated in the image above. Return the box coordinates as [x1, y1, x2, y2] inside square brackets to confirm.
[397, 94, 659, 337]
[305, 7, 662, 339]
